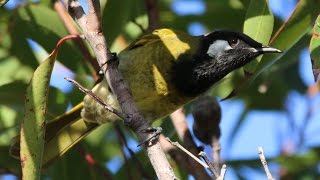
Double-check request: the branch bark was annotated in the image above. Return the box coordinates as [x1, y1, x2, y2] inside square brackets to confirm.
[145, 0, 160, 32]
[62, 0, 176, 179]
[169, 108, 211, 179]
[54, 0, 100, 77]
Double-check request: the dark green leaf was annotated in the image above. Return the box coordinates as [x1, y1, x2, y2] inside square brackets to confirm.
[46, 148, 110, 180]
[102, 0, 137, 44]
[0, 81, 27, 108]
[12, 4, 88, 72]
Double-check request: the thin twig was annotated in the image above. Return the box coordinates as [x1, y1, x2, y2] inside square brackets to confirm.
[165, 137, 209, 169]
[258, 147, 274, 180]
[216, 164, 227, 180]
[199, 151, 219, 178]
[64, 77, 127, 120]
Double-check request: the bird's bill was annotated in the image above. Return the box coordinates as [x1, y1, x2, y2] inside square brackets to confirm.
[249, 46, 282, 53]
[259, 45, 282, 53]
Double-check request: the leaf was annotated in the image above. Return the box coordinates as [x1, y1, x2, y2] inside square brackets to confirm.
[0, 146, 21, 176]
[0, 81, 27, 108]
[162, 1, 247, 32]
[12, 4, 87, 72]
[20, 41, 56, 180]
[46, 148, 109, 180]
[0, 56, 34, 85]
[253, 0, 320, 78]
[224, 0, 320, 99]
[102, 0, 136, 44]
[46, 87, 69, 119]
[243, 0, 274, 73]
[310, 15, 320, 79]
[19, 35, 80, 179]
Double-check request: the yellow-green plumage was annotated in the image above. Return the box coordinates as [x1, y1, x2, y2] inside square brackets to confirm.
[82, 29, 201, 123]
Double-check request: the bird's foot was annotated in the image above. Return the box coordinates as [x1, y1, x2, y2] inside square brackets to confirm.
[98, 52, 118, 75]
[138, 127, 163, 147]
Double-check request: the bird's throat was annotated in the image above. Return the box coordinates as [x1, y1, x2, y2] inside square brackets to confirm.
[171, 58, 225, 97]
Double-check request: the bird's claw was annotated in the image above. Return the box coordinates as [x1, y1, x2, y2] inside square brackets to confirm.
[138, 127, 163, 147]
[99, 52, 118, 75]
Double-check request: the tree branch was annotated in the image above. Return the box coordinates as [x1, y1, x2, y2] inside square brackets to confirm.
[145, 0, 160, 32]
[54, 0, 100, 77]
[63, 0, 176, 178]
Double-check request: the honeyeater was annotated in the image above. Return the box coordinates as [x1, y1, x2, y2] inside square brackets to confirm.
[11, 28, 281, 164]
[81, 28, 281, 124]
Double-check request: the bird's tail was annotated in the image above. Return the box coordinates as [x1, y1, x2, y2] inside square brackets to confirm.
[10, 79, 120, 167]
[10, 103, 99, 168]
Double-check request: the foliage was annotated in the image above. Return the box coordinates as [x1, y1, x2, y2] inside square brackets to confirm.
[0, 0, 319, 179]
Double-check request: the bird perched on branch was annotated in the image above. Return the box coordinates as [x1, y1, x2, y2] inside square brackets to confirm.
[82, 28, 281, 124]
[11, 28, 281, 166]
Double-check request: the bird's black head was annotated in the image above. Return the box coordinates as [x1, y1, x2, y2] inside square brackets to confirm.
[202, 31, 281, 70]
[172, 30, 282, 96]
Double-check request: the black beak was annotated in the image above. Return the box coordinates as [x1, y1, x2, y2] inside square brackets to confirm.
[258, 45, 282, 53]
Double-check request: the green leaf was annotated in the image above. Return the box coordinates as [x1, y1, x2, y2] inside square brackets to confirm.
[0, 106, 21, 146]
[243, 0, 274, 73]
[46, 148, 110, 180]
[12, 4, 87, 72]
[310, 15, 320, 79]
[0, 146, 21, 176]
[20, 42, 56, 180]
[225, 0, 320, 99]
[253, 0, 320, 78]
[19, 34, 81, 179]
[46, 87, 69, 119]
[102, 0, 136, 44]
[0, 81, 27, 108]
[0, 56, 34, 85]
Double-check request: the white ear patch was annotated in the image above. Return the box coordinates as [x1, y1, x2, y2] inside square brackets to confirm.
[206, 40, 232, 57]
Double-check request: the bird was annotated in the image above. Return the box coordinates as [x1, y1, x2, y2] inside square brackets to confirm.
[81, 28, 281, 124]
[10, 28, 281, 166]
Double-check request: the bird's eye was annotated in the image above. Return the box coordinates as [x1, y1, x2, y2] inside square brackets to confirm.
[228, 38, 239, 48]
